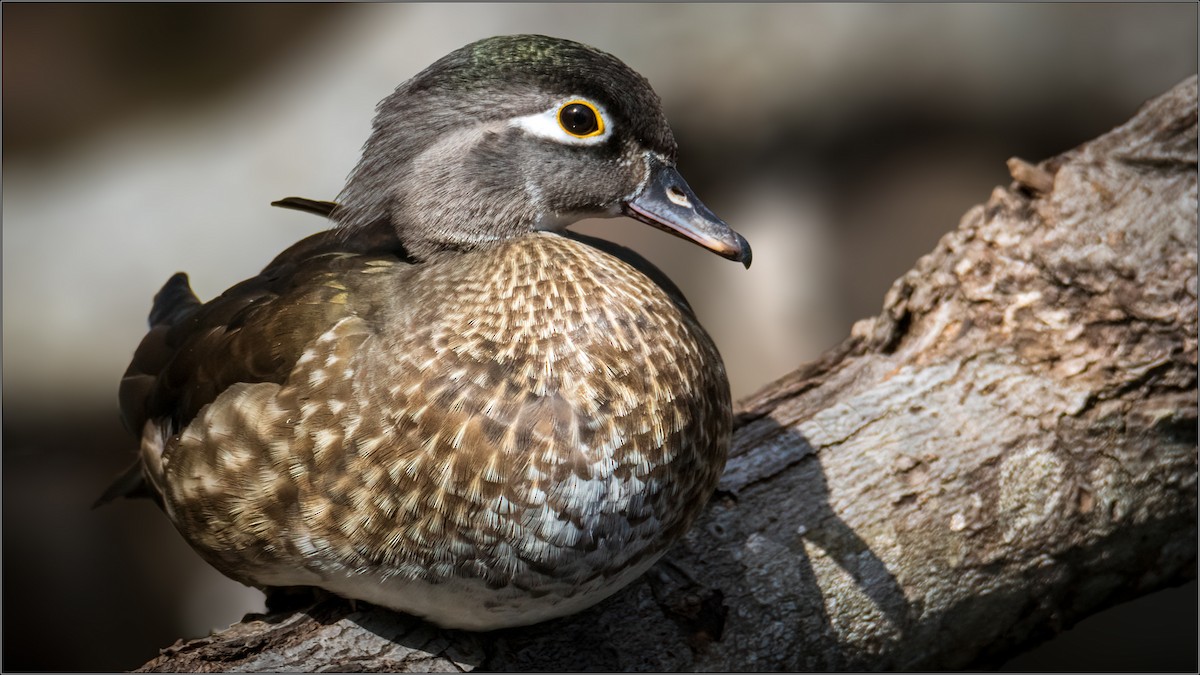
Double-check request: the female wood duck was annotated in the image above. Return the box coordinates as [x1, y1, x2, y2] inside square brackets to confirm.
[106, 34, 751, 631]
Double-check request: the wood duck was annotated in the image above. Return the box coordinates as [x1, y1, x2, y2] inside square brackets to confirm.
[104, 34, 751, 631]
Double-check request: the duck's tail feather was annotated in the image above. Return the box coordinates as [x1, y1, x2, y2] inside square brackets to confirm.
[102, 273, 201, 509]
[93, 459, 160, 509]
[148, 272, 201, 328]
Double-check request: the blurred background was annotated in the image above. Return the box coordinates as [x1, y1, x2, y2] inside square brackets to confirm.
[3, 3, 1196, 671]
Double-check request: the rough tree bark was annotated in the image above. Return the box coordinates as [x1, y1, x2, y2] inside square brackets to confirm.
[139, 77, 1198, 672]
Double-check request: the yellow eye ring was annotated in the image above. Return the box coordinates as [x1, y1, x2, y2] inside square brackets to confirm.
[557, 100, 605, 138]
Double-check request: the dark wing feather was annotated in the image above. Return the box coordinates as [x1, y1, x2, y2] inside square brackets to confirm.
[103, 214, 406, 505]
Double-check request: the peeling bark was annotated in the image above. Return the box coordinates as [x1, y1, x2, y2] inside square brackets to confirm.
[139, 76, 1198, 672]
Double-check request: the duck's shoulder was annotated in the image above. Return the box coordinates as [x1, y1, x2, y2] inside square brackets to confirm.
[260, 220, 410, 274]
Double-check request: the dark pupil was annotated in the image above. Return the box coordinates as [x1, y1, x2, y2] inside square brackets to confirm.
[560, 104, 598, 135]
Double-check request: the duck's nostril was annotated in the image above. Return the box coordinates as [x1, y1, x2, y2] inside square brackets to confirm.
[666, 185, 692, 208]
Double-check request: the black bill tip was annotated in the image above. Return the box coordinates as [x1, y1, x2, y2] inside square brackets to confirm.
[622, 159, 751, 268]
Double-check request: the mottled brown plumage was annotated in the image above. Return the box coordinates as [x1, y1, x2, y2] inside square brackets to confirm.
[110, 34, 750, 630]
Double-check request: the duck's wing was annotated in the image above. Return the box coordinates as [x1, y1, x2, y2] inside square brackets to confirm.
[100, 212, 406, 506]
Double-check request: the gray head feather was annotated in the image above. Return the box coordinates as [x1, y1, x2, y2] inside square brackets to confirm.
[333, 35, 677, 261]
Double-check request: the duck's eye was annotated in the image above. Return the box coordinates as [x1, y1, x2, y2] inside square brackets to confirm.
[557, 101, 604, 138]
[511, 98, 610, 145]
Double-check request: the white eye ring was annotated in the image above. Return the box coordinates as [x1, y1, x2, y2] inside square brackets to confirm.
[510, 97, 613, 146]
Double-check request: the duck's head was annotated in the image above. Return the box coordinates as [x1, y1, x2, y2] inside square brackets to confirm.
[334, 34, 751, 267]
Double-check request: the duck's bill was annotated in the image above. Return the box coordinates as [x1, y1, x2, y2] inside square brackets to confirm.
[622, 159, 752, 268]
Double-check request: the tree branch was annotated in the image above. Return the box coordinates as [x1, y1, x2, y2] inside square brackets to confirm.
[139, 76, 1198, 672]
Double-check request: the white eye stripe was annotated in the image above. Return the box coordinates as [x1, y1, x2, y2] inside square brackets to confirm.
[510, 97, 612, 146]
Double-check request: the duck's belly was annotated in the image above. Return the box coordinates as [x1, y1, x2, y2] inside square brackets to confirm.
[156, 235, 732, 628]
[254, 537, 665, 630]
